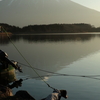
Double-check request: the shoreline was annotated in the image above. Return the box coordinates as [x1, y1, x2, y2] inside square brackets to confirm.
[0, 32, 12, 35]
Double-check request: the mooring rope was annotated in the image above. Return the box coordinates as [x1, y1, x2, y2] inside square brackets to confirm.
[1, 26, 52, 89]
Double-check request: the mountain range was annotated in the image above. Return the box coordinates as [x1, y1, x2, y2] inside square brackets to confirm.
[0, 0, 100, 27]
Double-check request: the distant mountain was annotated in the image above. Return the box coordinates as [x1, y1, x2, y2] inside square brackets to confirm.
[0, 0, 100, 27]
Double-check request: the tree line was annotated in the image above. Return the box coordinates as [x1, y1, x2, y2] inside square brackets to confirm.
[0, 23, 100, 33]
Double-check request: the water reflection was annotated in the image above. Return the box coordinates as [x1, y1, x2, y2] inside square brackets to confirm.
[0, 33, 100, 44]
[1, 33, 100, 80]
[0, 34, 11, 44]
[0, 67, 16, 85]
[0, 65, 23, 89]
[1, 33, 100, 100]
[17, 62, 64, 81]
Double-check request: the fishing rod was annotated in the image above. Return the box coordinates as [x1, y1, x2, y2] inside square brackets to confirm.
[1, 26, 54, 90]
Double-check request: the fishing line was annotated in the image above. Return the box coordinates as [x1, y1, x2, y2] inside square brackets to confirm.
[18, 62, 100, 80]
[22, 72, 100, 81]
[22, 74, 60, 81]
[1, 26, 52, 89]
[20, 72, 100, 81]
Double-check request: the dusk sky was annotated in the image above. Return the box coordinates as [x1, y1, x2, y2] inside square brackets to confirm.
[71, 0, 100, 11]
[1, 0, 100, 27]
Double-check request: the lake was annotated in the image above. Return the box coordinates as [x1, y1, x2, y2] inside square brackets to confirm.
[1, 33, 100, 100]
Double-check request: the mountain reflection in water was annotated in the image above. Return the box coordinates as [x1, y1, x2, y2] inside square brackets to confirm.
[0, 33, 100, 80]
[1, 33, 100, 100]
[0, 33, 100, 44]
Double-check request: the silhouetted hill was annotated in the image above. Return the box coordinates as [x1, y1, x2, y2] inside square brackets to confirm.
[0, 23, 21, 33]
[1, 23, 100, 33]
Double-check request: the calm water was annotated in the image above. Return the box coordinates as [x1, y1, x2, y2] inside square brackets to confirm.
[1, 33, 100, 100]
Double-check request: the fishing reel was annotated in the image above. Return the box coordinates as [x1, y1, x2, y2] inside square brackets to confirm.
[11, 60, 22, 73]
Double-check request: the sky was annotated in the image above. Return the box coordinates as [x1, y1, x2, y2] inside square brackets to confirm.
[71, 0, 100, 12]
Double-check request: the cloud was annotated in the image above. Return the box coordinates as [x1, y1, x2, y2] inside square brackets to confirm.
[0, 0, 2, 1]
